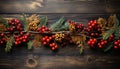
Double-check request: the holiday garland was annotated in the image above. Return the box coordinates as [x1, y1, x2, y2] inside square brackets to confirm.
[0, 14, 120, 54]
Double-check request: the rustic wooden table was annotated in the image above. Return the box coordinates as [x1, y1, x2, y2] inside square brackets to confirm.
[0, 0, 120, 69]
[0, 13, 120, 69]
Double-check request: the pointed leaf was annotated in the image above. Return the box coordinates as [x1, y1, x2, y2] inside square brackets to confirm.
[103, 29, 114, 40]
[19, 14, 28, 31]
[113, 14, 119, 28]
[50, 16, 65, 31]
[104, 42, 113, 52]
[5, 36, 14, 52]
[27, 41, 34, 50]
[79, 46, 83, 54]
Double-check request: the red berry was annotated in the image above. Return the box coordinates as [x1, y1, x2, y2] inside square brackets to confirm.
[118, 44, 120, 47]
[18, 41, 21, 44]
[0, 41, 3, 44]
[89, 26, 92, 29]
[114, 46, 118, 49]
[104, 41, 107, 44]
[110, 34, 114, 38]
[16, 38, 19, 41]
[98, 45, 102, 48]
[91, 41, 95, 45]
[49, 44, 53, 47]
[26, 33, 30, 36]
[42, 25, 45, 29]
[22, 39, 26, 42]
[41, 37, 46, 41]
[45, 28, 49, 31]
[118, 40, 120, 43]
[18, 24, 22, 27]
[91, 23, 95, 27]
[54, 45, 58, 49]
[87, 41, 91, 45]
[52, 43, 56, 46]
[1, 33, 4, 37]
[97, 28, 101, 32]
[51, 47, 55, 51]
[89, 39, 93, 42]
[91, 33, 94, 36]
[37, 28, 41, 31]
[101, 41, 105, 45]
[42, 29, 45, 32]
[114, 41, 118, 45]
[15, 41, 18, 45]
[24, 35, 28, 39]
[43, 42, 47, 45]
[46, 39, 50, 42]
[20, 37, 23, 40]
[20, 32, 23, 35]
[95, 33, 98, 36]
[93, 38, 97, 42]
[49, 36, 52, 40]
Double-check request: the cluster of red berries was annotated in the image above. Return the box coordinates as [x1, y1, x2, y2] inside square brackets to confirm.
[97, 40, 107, 48]
[76, 23, 84, 32]
[88, 34, 114, 49]
[37, 25, 50, 33]
[87, 38, 97, 48]
[7, 19, 23, 32]
[49, 43, 58, 51]
[41, 35, 58, 51]
[114, 39, 120, 49]
[41, 35, 54, 45]
[14, 32, 30, 45]
[87, 20, 101, 37]
[68, 20, 84, 32]
[0, 33, 6, 44]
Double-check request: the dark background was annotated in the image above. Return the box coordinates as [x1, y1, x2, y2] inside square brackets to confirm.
[0, 0, 120, 69]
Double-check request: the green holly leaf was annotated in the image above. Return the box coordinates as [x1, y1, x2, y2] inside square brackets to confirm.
[38, 16, 47, 27]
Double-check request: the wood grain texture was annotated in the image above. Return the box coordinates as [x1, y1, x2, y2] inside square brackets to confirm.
[0, 0, 120, 13]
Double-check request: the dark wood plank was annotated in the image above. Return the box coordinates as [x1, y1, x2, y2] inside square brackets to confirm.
[0, 0, 120, 13]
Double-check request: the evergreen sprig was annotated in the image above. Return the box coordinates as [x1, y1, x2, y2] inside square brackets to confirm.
[19, 14, 28, 31]
[50, 16, 65, 31]
[38, 16, 48, 27]
[5, 36, 14, 52]
[27, 41, 34, 50]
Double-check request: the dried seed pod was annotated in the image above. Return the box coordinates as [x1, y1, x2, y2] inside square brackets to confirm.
[108, 15, 114, 28]
[97, 18, 107, 30]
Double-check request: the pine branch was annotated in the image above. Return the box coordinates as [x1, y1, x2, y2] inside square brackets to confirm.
[113, 14, 120, 38]
[50, 16, 65, 31]
[0, 17, 9, 27]
[38, 16, 47, 27]
[5, 36, 14, 52]
[19, 14, 28, 31]
[27, 41, 34, 50]
[104, 42, 113, 52]
[58, 21, 69, 31]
